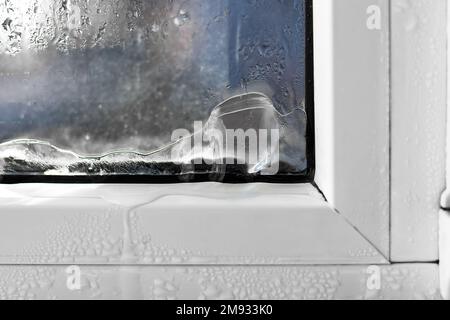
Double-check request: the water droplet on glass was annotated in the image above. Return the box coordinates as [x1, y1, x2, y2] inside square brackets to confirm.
[151, 24, 160, 33]
[173, 10, 190, 27]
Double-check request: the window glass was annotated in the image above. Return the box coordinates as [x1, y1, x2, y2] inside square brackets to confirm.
[0, 0, 313, 182]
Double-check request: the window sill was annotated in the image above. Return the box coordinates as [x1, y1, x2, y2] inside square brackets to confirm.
[0, 183, 387, 265]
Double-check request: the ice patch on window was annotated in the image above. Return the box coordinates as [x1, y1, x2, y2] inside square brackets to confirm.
[0, 92, 307, 178]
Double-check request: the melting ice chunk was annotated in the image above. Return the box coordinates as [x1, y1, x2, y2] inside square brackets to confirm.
[0, 93, 307, 179]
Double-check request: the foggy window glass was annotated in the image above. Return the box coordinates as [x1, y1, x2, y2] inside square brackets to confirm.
[0, 0, 313, 182]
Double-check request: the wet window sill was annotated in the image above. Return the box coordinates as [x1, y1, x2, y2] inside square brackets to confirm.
[0, 183, 387, 265]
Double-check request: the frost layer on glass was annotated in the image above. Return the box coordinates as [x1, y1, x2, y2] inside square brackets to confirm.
[0, 0, 309, 179]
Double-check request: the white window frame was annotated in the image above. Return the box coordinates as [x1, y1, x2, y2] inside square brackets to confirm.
[314, 0, 390, 260]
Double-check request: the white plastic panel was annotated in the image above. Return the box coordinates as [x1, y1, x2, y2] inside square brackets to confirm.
[441, 4, 450, 300]
[314, 0, 390, 257]
[0, 183, 387, 265]
[440, 211, 450, 300]
[391, 0, 447, 262]
[0, 264, 440, 300]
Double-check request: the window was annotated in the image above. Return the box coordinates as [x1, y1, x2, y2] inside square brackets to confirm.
[0, 0, 392, 266]
[0, 0, 314, 183]
[0, 0, 408, 272]
[0, 0, 445, 299]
